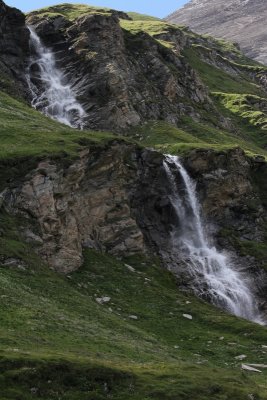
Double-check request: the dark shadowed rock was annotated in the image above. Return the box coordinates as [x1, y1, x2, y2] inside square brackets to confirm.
[0, 0, 29, 95]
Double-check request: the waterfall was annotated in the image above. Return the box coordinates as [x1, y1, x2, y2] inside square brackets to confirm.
[164, 155, 263, 324]
[26, 26, 86, 129]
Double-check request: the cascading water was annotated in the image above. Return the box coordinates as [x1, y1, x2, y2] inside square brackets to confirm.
[164, 155, 263, 324]
[26, 26, 86, 129]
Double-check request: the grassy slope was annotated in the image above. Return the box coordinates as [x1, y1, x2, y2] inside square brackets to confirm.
[120, 18, 267, 157]
[27, 3, 113, 19]
[1, 88, 267, 398]
[183, 47, 267, 152]
[0, 234, 267, 399]
[2, 5, 267, 398]
[0, 91, 117, 161]
[29, 4, 161, 21]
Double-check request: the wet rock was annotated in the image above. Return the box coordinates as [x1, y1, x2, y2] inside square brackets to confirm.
[25, 9, 211, 132]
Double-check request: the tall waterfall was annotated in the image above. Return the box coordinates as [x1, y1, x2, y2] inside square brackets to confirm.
[26, 26, 86, 129]
[164, 155, 263, 324]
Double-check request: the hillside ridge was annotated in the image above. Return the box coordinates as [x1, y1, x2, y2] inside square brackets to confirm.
[166, 0, 267, 65]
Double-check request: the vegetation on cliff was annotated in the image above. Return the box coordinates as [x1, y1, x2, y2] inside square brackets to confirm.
[1, 2, 267, 399]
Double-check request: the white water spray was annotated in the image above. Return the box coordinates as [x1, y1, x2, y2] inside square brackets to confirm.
[164, 155, 263, 324]
[26, 26, 86, 129]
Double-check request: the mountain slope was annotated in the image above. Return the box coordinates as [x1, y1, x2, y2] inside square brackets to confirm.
[1, 2, 267, 399]
[1, 247, 267, 399]
[166, 0, 267, 65]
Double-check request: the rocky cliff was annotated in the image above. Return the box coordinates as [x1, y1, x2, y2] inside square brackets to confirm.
[1, 2, 267, 141]
[1, 143, 267, 312]
[0, 0, 29, 96]
[25, 8, 211, 132]
[0, 1, 267, 309]
[1, 2, 267, 397]
[166, 0, 267, 65]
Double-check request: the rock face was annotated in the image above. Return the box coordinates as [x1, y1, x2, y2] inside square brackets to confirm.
[0, 0, 29, 95]
[184, 148, 266, 241]
[3, 143, 147, 273]
[2, 144, 267, 285]
[166, 0, 267, 65]
[25, 11, 211, 132]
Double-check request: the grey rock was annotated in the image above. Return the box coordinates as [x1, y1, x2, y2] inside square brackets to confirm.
[241, 364, 261, 373]
[166, 0, 267, 65]
[183, 314, 193, 320]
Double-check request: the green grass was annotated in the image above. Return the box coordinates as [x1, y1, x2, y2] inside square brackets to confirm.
[0, 211, 267, 399]
[1, 11, 267, 396]
[184, 48, 264, 96]
[126, 12, 161, 21]
[213, 93, 267, 149]
[128, 120, 267, 158]
[28, 3, 113, 20]
[29, 4, 163, 23]
[0, 90, 117, 161]
[214, 93, 267, 129]
[120, 19, 178, 37]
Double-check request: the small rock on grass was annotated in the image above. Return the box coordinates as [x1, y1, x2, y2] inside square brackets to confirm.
[183, 314, 192, 320]
[235, 354, 247, 360]
[241, 364, 261, 373]
[96, 296, 111, 305]
[125, 264, 135, 272]
[129, 315, 138, 320]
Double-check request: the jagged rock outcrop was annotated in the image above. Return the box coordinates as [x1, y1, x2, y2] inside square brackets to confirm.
[0, 0, 29, 95]
[184, 148, 266, 240]
[166, 0, 267, 65]
[2, 143, 148, 273]
[26, 11, 211, 132]
[2, 144, 267, 281]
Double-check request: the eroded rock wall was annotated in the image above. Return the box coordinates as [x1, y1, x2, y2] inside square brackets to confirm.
[26, 12, 211, 132]
[2, 143, 147, 273]
[2, 144, 266, 281]
[0, 0, 29, 95]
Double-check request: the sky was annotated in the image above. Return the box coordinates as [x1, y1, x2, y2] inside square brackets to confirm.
[5, 0, 189, 18]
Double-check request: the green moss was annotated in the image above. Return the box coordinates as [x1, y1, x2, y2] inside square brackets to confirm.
[120, 20, 178, 37]
[212, 93, 267, 149]
[28, 3, 113, 20]
[126, 12, 161, 21]
[214, 93, 267, 129]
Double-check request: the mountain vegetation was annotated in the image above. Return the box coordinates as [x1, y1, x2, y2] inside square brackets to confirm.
[0, 1, 267, 399]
